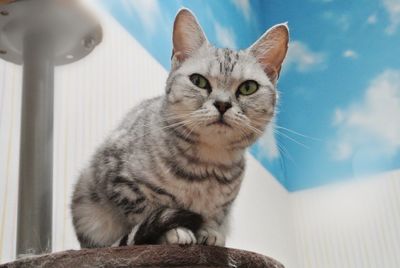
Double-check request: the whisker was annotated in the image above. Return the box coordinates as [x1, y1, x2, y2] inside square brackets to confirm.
[274, 129, 310, 149]
[275, 125, 320, 141]
[276, 141, 297, 167]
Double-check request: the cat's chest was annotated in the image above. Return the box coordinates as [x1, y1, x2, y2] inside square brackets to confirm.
[169, 178, 242, 218]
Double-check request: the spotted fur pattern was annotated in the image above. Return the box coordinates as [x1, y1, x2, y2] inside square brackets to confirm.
[71, 9, 288, 248]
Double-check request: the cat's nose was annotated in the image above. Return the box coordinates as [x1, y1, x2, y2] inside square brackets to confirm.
[214, 101, 232, 115]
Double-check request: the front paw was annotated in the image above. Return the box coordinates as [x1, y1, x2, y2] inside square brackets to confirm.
[196, 228, 225, 246]
[159, 227, 197, 245]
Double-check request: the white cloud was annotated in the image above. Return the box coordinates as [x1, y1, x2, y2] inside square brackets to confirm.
[232, 0, 251, 21]
[335, 142, 353, 160]
[284, 41, 325, 72]
[333, 109, 345, 125]
[367, 14, 378, 24]
[331, 69, 400, 160]
[214, 22, 237, 49]
[121, 0, 161, 33]
[343, 49, 358, 59]
[383, 0, 400, 34]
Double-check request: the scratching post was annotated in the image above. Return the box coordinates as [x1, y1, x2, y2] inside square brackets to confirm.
[0, 245, 285, 268]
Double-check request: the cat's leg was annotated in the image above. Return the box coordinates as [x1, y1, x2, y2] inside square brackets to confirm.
[72, 198, 130, 248]
[71, 174, 132, 248]
[196, 224, 226, 246]
[196, 213, 230, 246]
[159, 227, 197, 245]
[79, 175, 148, 247]
[133, 207, 203, 245]
[114, 215, 199, 246]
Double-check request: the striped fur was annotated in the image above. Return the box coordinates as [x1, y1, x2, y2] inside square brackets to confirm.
[71, 9, 288, 248]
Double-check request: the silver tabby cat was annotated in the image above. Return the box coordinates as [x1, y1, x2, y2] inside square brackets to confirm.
[71, 9, 289, 248]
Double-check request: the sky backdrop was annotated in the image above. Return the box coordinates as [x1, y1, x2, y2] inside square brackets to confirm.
[101, 0, 400, 191]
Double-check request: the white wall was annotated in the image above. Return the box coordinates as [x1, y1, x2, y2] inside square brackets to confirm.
[0, 1, 296, 265]
[0, 55, 22, 265]
[229, 153, 298, 268]
[292, 170, 400, 268]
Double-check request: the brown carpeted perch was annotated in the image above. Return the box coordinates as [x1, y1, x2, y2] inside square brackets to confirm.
[0, 245, 284, 268]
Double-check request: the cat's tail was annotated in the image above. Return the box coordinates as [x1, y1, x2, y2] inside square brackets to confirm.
[116, 207, 203, 246]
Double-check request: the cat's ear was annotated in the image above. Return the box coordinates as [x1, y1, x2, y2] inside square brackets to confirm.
[172, 8, 207, 64]
[248, 23, 289, 84]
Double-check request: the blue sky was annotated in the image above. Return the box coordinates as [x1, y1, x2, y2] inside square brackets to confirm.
[101, 0, 400, 191]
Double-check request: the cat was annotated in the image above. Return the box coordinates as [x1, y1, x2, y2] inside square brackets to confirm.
[71, 8, 289, 248]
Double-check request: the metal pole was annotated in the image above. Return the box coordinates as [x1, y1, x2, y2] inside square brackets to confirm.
[17, 32, 54, 256]
[1, 0, 102, 257]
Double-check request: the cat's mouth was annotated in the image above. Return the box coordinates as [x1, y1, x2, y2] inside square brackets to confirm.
[206, 117, 232, 128]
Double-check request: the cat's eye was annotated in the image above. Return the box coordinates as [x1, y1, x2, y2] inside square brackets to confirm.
[237, 80, 259, 96]
[189, 73, 211, 90]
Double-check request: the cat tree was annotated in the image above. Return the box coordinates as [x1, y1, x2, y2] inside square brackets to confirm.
[0, 1, 284, 267]
[0, 0, 102, 256]
[0, 245, 284, 268]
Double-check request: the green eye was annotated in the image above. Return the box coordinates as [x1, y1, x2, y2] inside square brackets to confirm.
[237, 80, 259, 96]
[189, 73, 210, 90]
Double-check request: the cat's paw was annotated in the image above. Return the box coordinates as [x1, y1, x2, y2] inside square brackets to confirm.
[196, 228, 225, 246]
[159, 227, 197, 245]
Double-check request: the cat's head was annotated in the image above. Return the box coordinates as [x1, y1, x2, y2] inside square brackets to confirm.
[165, 9, 289, 148]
